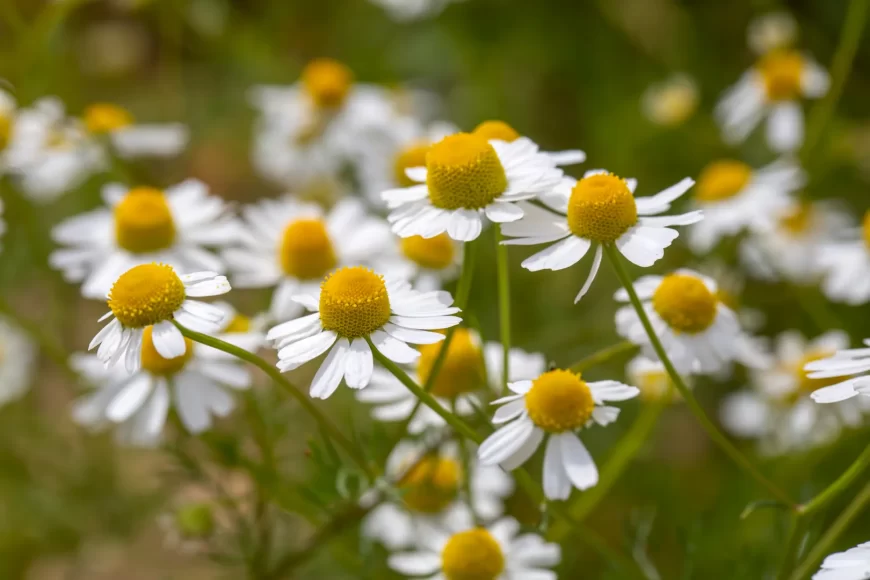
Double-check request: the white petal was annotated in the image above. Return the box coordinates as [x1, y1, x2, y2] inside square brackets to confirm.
[811, 381, 859, 403]
[574, 244, 602, 303]
[616, 226, 677, 267]
[277, 331, 337, 369]
[542, 435, 572, 500]
[500, 427, 544, 471]
[106, 375, 153, 422]
[371, 330, 420, 364]
[447, 209, 483, 241]
[477, 418, 536, 466]
[383, 323, 444, 345]
[588, 380, 641, 402]
[546, 149, 586, 166]
[310, 339, 349, 399]
[151, 321, 187, 359]
[560, 432, 599, 491]
[521, 236, 590, 272]
[485, 202, 524, 223]
[492, 399, 527, 424]
[389, 315, 462, 330]
[387, 552, 442, 576]
[344, 338, 374, 389]
[767, 102, 804, 153]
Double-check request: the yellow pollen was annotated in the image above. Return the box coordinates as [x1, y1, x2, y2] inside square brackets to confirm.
[417, 329, 485, 398]
[758, 50, 805, 102]
[567, 173, 638, 242]
[426, 133, 508, 210]
[140, 325, 193, 376]
[862, 211, 870, 250]
[279, 218, 338, 280]
[652, 273, 718, 334]
[319, 267, 391, 338]
[84, 103, 134, 134]
[400, 233, 456, 271]
[224, 314, 251, 334]
[397, 456, 462, 514]
[780, 202, 814, 235]
[441, 528, 505, 580]
[695, 160, 752, 203]
[472, 120, 520, 142]
[792, 350, 841, 395]
[525, 369, 595, 433]
[114, 187, 177, 254]
[302, 58, 353, 109]
[108, 263, 186, 328]
[0, 114, 12, 151]
[394, 142, 431, 187]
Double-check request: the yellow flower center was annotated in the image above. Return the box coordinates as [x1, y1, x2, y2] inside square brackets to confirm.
[862, 211, 870, 250]
[319, 267, 391, 338]
[224, 314, 251, 334]
[636, 368, 675, 402]
[301, 58, 353, 109]
[441, 528, 505, 580]
[758, 50, 805, 102]
[525, 369, 595, 433]
[417, 329, 485, 398]
[108, 263, 186, 328]
[566, 173, 638, 242]
[140, 325, 193, 375]
[472, 120, 520, 142]
[279, 218, 338, 280]
[651, 84, 697, 126]
[0, 114, 12, 151]
[426, 133, 508, 210]
[84, 103, 134, 134]
[695, 160, 752, 203]
[652, 273, 718, 334]
[400, 233, 456, 271]
[393, 142, 431, 187]
[779, 202, 813, 235]
[114, 187, 177, 254]
[397, 456, 462, 514]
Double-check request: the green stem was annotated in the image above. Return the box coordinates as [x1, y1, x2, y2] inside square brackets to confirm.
[495, 228, 511, 394]
[603, 244, 795, 508]
[569, 340, 638, 374]
[800, 0, 870, 166]
[798, 443, 870, 517]
[173, 322, 374, 480]
[789, 480, 870, 580]
[777, 516, 809, 580]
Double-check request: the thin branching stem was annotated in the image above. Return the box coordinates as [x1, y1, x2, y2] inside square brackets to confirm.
[495, 228, 512, 394]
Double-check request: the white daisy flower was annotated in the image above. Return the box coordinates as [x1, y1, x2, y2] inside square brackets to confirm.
[388, 514, 560, 580]
[224, 197, 391, 321]
[805, 337, 870, 405]
[367, 0, 466, 22]
[641, 73, 699, 127]
[501, 170, 700, 302]
[614, 269, 748, 375]
[210, 301, 267, 352]
[813, 541, 870, 580]
[266, 267, 461, 399]
[720, 331, 865, 454]
[73, 316, 254, 445]
[740, 200, 853, 284]
[626, 355, 679, 403]
[51, 180, 240, 299]
[0, 317, 37, 406]
[715, 49, 829, 153]
[747, 11, 798, 55]
[815, 211, 870, 305]
[478, 369, 639, 500]
[363, 439, 514, 550]
[471, 119, 586, 167]
[82, 102, 188, 159]
[89, 264, 231, 373]
[383, 132, 564, 242]
[3, 97, 105, 202]
[357, 330, 545, 432]
[687, 158, 804, 254]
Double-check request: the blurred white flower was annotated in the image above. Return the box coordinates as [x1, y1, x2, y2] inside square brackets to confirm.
[266, 268, 461, 398]
[688, 158, 804, 254]
[716, 50, 828, 153]
[626, 355, 679, 403]
[51, 180, 240, 299]
[642, 74, 699, 127]
[368, 0, 467, 22]
[747, 11, 798, 55]
[478, 369, 638, 500]
[816, 210, 870, 305]
[224, 197, 391, 322]
[805, 337, 870, 405]
[375, 232, 461, 292]
[501, 171, 699, 302]
[0, 318, 36, 406]
[82, 103, 188, 159]
[363, 439, 513, 550]
[813, 540, 870, 580]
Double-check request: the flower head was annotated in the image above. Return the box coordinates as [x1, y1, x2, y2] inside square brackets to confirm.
[642, 74, 699, 127]
[815, 210, 870, 305]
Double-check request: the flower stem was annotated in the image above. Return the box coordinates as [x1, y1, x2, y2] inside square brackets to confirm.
[495, 228, 511, 394]
[603, 244, 795, 508]
[799, 443, 870, 517]
[777, 516, 809, 580]
[569, 340, 638, 374]
[173, 322, 375, 480]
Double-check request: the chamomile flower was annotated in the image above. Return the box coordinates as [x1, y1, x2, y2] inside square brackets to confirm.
[211, 301, 266, 352]
[89, 264, 231, 373]
[82, 103, 188, 159]
[375, 233, 461, 292]
[687, 158, 804, 254]
[388, 515, 560, 580]
[747, 11, 798, 55]
[641, 74, 699, 127]
[383, 132, 564, 242]
[356, 331, 545, 432]
[0, 317, 36, 406]
[805, 338, 870, 405]
[626, 355, 679, 403]
[51, 180, 240, 299]
[501, 171, 700, 302]
[813, 541, 870, 580]
[471, 119, 586, 167]
[614, 270, 745, 375]
[720, 331, 864, 454]
[740, 200, 853, 284]
[224, 197, 391, 321]
[266, 267, 461, 399]
[73, 318, 253, 445]
[815, 211, 870, 305]
[478, 369, 639, 500]
[716, 49, 829, 153]
[363, 439, 513, 550]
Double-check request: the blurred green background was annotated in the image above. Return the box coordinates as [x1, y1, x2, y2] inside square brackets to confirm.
[0, 0, 869, 578]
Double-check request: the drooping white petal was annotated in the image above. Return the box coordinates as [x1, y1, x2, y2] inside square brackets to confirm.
[344, 338, 374, 389]
[151, 320, 187, 359]
[542, 435, 572, 500]
[521, 236, 590, 272]
[559, 432, 599, 490]
[310, 339, 349, 399]
[447, 209, 483, 241]
[574, 244, 603, 303]
[370, 330, 420, 364]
